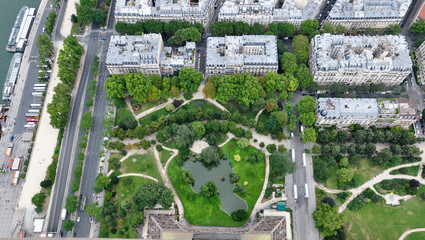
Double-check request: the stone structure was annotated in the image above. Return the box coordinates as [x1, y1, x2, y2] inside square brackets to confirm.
[309, 34, 412, 86]
[316, 97, 418, 129]
[206, 35, 278, 76]
[325, 0, 412, 29]
[160, 42, 196, 75]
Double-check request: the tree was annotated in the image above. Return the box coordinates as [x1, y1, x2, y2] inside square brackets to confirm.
[200, 181, 218, 198]
[410, 19, 425, 34]
[251, 98, 266, 112]
[134, 182, 174, 210]
[93, 175, 110, 193]
[237, 138, 250, 149]
[270, 153, 296, 181]
[265, 98, 278, 112]
[193, 22, 205, 33]
[313, 203, 348, 237]
[321, 197, 336, 208]
[301, 128, 316, 143]
[177, 67, 203, 92]
[65, 196, 79, 213]
[76, 4, 93, 26]
[181, 170, 195, 185]
[299, 19, 319, 36]
[92, 8, 106, 25]
[210, 21, 233, 36]
[292, 35, 309, 63]
[271, 111, 288, 128]
[321, 23, 333, 33]
[143, 19, 164, 34]
[36, 34, 54, 60]
[173, 124, 195, 149]
[234, 21, 250, 35]
[214, 73, 264, 106]
[372, 149, 393, 165]
[63, 219, 75, 232]
[299, 112, 316, 127]
[386, 24, 401, 35]
[191, 122, 206, 139]
[335, 24, 347, 34]
[128, 212, 145, 227]
[32, 192, 47, 213]
[410, 179, 420, 188]
[277, 22, 297, 37]
[364, 27, 374, 35]
[105, 75, 126, 99]
[81, 111, 93, 130]
[200, 146, 220, 166]
[40, 179, 52, 188]
[337, 168, 354, 184]
[296, 96, 316, 114]
[203, 81, 217, 99]
[295, 64, 313, 89]
[280, 52, 298, 75]
[173, 27, 201, 45]
[229, 173, 240, 184]
[265, 116, 277, 132]
[86, 202, 101, 220]
[47, 83, 71, 129]
[44, 11, 57, 34]
[231, 209, 249, 221]
[251, 23, 265, 35]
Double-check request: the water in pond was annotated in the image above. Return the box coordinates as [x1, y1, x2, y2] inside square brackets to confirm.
[184, 159, 248, 215]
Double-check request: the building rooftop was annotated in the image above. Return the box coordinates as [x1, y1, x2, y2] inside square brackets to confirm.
[159, 42, 195, 67]
[328, 0, 411, 19]
[219, 0, 324, 21]
[312, 34, 412, 73]
[317, 98, 379, 119]
[206, 35, 278, 66]
[115, 0, 214, 17]
[106, 34, 162, 66]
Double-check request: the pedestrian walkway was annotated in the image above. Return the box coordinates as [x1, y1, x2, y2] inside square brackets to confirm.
[399, 228, 425, 240]
[117, 173, 158, 182]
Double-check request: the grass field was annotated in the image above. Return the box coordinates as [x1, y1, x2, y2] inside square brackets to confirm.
[115, 105, 135, 126]
[325, 158, 385, 190]
[138, 108, 169, 126]
[315, 188, 348, 209]
[390, 166, 420, 177]
[167, 139, 265, 226]
[121, 153, 162, 182]
[133, 99, 164, 115]
[405, 231, 425, 240]
[159, 149, 173, 166]
[345, 186, 425, 240]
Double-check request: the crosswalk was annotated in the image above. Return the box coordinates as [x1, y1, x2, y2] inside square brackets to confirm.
[12, 134, 22, 143]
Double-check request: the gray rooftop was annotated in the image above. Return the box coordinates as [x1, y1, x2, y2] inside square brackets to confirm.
[206, 35, 278, 66]
[317, 98, 379, 119]
[312, 34, 412, 72]
[106, 34, 162, 66]
[328, 0, 411, 19]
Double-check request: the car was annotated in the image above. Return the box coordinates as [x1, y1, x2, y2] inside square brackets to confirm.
[73, 233, 76, 237]
[59, 232, 63, 238]
[102, 38, 106, 41]
[77, 217, 80, 222]
[283, 37, 288, 40]
[42, 26, 45, 33]
[79, 194, 82, 199]
[417, 129, 420, 134]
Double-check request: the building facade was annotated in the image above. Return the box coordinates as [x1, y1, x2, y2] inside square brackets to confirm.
[114, 0, 216, 27]
[309, 34, 412, 86]
[325, 0, 412, 29]
[206, 35, 278, 76]
[218, 0, 324, 27]
[316, 97, 418, 129]
[416, 40, 425, 84]
[160, 42, 196, 75]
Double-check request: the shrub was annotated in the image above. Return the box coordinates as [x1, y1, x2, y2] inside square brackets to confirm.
[231, 209, 249, 221]
[165, 103, 175, 112]
[278, 144, 287, 152]
[267, 144, 276, 153]
[40, 179, 52, 188]
[85, 99, 93, 107]
[236, 138, 250, 149]
[156, 144, 163, 151]
[321, 197, 335, 208]
[183, 92, 193, 100]
[32, 192, 47, 213]
[229, 173, 240, 183]
[259, 142, 265, 148]
[140, 139, 151, 150]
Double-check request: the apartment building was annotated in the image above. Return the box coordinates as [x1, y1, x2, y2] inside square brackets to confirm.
[416, 40, 425, 84]
[218, 0, 324, 27]
[316, 97, 418, 129]
[309, 34, 412, 86]
[205, 35, 278, 76]
[160, 42, 196, 75]
[325, 0, 411, 29]
[114, 0, 216, 27]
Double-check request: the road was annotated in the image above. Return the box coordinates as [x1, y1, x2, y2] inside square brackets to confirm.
[285, 92, 319, 240]
[317, 0, 337, 28]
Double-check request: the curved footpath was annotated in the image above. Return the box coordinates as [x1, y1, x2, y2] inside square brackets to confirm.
[117, 173, 158, 182]
[398, 228, 425, 240]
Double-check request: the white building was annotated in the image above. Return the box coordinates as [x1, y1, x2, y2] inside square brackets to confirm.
[316, 97, 418, 129]
[218, 0, 324, 27]
[114, 0, 216, 27]
[325, 0, 412, 29]
[416, 40, 425, 84]
[106, 34, 196, 76]
[309, 34, 412, 86]
[160, 42, 196, 75]
[205, 35, 278, 76]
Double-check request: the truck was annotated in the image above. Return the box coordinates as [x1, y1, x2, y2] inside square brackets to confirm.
[80, 196, 87, 211]
[302, 153, 306, 167]
[304, 184, 309, 198]
[294, 184, 298, 200]
[5, 143, 13, 156]
[61, 209, 67, 220]
[291, 149, 295, 162]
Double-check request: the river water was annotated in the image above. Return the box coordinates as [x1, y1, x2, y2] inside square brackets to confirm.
[0, 0, 41, 104]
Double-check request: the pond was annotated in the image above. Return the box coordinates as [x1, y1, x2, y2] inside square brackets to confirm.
[183, 159, 248, 215]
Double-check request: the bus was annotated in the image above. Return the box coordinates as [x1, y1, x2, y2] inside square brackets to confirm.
[33, 87, 46, 92]
[26, 118, 39, 122]
[25, 113, 39, 118]
[294, 184, 298, 200]
[302, 153, 306, 167]
[34, 84, 47, 88]
[80, 196, 87, 211]
[304, 184, 309, 198]
[32, 92, 43, 97]
[291, 149, 295, 162]
[12, 171, 19, 186]
[30, 104, 41, 108]
[27, 109, 40, 113]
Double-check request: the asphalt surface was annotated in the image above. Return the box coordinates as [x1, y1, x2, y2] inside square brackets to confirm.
[317, 0, 337, 28]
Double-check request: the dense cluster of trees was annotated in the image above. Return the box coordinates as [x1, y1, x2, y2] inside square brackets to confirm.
[313, 203, 348, 237]
[105, 68, 203, 104]
[210, 21, 297, 37]
[410, 19, 425, 35]
[36, 34, 54, 81]
[75, 0, 107, 26]
[115, 20, 204, 36]
[44, 10, 57, 35]
[321, 23, 400, 36]
[269, 152, 296, 182]
[347, 188, 383, 211]
[47, 36, 84, 129]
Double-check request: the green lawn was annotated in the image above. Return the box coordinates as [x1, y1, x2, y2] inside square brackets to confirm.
[115, 106, 135, 126]
[315, 188, 348, 209]
[221, 139, 266, 210]
[103, 176, 155, 239]
[133, 99, 165, 115]
[138, 108, 169, 126]
[345, 186, 425, 240]
[180, 99, 224, 115]
[325, 158, 385, 190]
[390, 166, 420, 177]
[167, 139, 266, 226]
[159, 149, 173, 166]
[405, 232, 425, 240]
[121, 153, 162, 182]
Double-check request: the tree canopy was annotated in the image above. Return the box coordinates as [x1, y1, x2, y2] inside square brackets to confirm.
[313, 203, 348, 237]
[133, 182, 174, 210]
